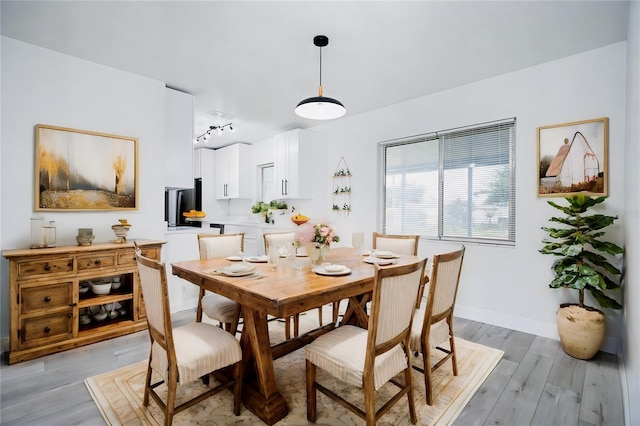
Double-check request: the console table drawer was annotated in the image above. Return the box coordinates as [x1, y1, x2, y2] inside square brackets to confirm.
[77, 253, 116, 271]
[20, 312, 73, 346]
[20, 281, 73, 314]
[17, 257, 74, 279]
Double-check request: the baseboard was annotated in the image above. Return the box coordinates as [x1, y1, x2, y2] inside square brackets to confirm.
[455, 303, 619, 355]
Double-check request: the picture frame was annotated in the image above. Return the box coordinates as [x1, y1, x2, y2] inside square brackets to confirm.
[35, 124, 138, 211]
[537, 117, 608, 197]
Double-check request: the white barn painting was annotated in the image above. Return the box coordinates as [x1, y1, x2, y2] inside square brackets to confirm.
[537, 117, 608, 197]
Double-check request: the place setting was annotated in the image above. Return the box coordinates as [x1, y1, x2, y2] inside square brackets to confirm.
[312, 262, 352, 276]
[362, 249, 400, 265]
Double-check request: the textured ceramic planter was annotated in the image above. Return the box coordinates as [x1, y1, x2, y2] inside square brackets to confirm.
[557, 303, 605, 360]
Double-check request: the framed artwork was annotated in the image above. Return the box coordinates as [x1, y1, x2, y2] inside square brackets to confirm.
[537, 117, 608, 197]
[35, 124, 138, 211]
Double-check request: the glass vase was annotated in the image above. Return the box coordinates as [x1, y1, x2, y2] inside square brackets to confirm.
[306, 243, 328, 267]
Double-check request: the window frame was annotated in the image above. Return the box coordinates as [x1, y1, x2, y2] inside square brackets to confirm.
[379, 118, 516, 246]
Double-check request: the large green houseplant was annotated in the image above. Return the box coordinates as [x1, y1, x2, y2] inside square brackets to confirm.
[540, 194, 623, 359]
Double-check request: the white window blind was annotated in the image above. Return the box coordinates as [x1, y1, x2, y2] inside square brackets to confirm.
[381, 119, 516, 245]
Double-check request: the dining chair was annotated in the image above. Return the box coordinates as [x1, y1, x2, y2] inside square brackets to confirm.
[410, 246, 465, 405]
[135, 246, 242, 426]
[263, 231, 340, 339]
[305, 258, 427, 425]
[196, 233, 245, 335]
[372, 232, 419, 255]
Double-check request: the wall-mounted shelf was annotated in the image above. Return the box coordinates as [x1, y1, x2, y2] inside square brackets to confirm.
[332, 157, 351, 216]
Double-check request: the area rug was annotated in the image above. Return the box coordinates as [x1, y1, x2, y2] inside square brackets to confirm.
[86, 317, 502, 425]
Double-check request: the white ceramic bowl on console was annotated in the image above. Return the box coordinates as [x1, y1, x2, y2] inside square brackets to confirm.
[91, 282, 111, 295]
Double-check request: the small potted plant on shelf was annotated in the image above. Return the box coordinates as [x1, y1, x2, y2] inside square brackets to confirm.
[540, 194, 623, 359]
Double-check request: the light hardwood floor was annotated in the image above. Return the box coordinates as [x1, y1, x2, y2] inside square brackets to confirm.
[0, 309, 623, 425]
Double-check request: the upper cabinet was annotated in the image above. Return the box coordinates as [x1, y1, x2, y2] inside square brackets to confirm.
[164, 87, 194, 188]
[274, 129, 313, 199]
[215, 143, 252, 199]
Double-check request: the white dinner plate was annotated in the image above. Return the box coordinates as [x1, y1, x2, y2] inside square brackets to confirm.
[215, 265, 256, 277]
[363, 257, 396, 265]
[246, 255, 268, 263]
[312, 266, 352, 276]
[226, 255, 243, 261]
[372, 251, 400, 259]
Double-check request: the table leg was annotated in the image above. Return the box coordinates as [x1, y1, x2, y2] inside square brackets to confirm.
[240, 306, 289, 425]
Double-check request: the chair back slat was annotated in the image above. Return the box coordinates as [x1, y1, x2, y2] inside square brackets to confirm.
[372, 232, 419, 255]
[374, 265, 425, 345]
[198, 233, 244, 259]
[427, 247, 465, 320]
[135, 249, 173, 352]
[263, 231, 296, 253]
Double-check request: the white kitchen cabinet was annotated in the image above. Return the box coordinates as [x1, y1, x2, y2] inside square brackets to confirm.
[215, 143, 252, 199]
[164, 87, 194, 188]
[274, 129, 313, 199]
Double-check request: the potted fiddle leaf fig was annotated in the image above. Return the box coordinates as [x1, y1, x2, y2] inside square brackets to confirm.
[540, 194, 623, 359]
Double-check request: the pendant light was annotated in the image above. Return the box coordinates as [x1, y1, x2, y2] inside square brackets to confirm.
[295, 35, 346, 120]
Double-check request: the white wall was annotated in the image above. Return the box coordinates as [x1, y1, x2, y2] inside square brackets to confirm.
[312, 42, 628, 353]
[623, 2, 639, 425]
[0, 37, 168, 342]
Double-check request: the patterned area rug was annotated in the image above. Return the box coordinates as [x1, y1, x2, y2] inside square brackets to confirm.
[86, 314, 502, 425]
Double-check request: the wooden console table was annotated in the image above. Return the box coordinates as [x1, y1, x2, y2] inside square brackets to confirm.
[2, 239, 165, 364]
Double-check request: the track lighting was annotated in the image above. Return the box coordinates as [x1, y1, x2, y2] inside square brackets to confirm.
[194, 123, 234, 144]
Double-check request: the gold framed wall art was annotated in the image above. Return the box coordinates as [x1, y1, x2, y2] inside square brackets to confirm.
[537, 117, 608, 197]
[35, 124, 138, 211]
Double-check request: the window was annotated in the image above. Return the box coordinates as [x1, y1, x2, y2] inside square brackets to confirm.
[259, 163, 276, 202]
[381, 118, 516, 245]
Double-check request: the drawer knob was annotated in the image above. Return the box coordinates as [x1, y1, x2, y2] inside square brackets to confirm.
[44, 296, 51, 303]
[44, 326, 51, 333]
[44, 263, 51, 271]
[94, 259, 101, 265]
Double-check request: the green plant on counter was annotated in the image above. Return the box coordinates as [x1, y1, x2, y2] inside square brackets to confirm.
[251, 201, 269, 216]
[269, 200, 288, 210]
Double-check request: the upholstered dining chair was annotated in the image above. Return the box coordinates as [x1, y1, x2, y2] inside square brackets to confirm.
[372, 232, 428, 305]
[305, 258, 427, 425]
[135, 246, 242, 426]
[196, 233, 245, 335]
[372, 232, 419, 256]
[410, 246, 465, 405]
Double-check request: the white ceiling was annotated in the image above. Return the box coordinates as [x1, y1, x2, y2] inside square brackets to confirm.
[1, 1, 630, 148]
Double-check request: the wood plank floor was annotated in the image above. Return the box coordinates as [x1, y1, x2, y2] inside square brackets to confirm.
[0, 310, 623, 425]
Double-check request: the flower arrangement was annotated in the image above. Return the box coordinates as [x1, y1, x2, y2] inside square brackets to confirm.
[296, 221, 340, 246]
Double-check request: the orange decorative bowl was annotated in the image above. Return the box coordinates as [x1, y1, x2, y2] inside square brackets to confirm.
[291, 217, 309, 226]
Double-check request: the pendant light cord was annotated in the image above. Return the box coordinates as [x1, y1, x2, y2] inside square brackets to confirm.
[318, 46, 323, 96]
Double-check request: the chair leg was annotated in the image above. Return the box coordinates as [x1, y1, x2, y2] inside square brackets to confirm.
[404, 344, 417, 424]
[143, 358, 153, 406]
[306, 360, 317, 422]
[232, 361, 242, 416]
[229, 305, 242, 335]
[165, 366, 178, 426]
[364, 372, 376, 425]
[195, 288, 205, 322]
[284, 316, 292, 340]
[292, 313, 300, 337]
[424, 342, 434, 406]
[448, 316, 458, 376]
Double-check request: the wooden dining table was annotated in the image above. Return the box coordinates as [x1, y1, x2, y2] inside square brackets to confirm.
[170, 247, 417, 425]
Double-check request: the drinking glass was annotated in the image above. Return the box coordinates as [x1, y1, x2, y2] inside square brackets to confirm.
[352, 232, 364, 254]
[267, 247, 280, 271]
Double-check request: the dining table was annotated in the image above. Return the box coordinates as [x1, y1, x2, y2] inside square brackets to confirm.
[170, 246, 418, 425]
